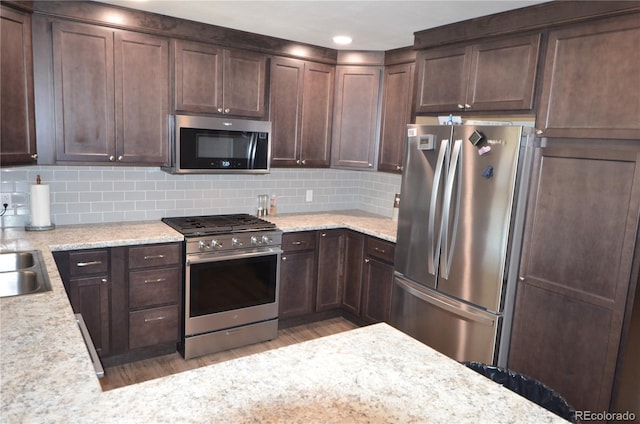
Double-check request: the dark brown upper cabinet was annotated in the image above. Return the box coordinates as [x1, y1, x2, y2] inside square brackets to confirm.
[0, 5, 37, 167]
[331, 66, 383, 170]
[378, 61, 415, 174]
[269, 56, 334, 167]
[174, 40, 267, 118]
[536, 14, 640, 140]
[415, 34, 540, 114]
[41, 20, 169, 166]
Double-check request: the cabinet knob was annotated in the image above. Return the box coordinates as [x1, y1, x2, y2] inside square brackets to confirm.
[368, 163, 372, 167]
[118, 155, 123, 161]
[518, 276, 525, 282]
[364, 258, 370, 263]
[535, 129, 544, 136]
[101, 278, 107, 283]
[301, 160, 306, 165]
[457, 104, 465, 109]
[464, 103, 471, 109]
[396, 165, 403, 171]
[282, 256, 287, 261]
[224, 108, 230, 113]
[31, 153, 38, 160]
[296, 159, 301, 165]
[109, 155, 115, 161]
[217, 108, 223, 113]
[321, 233, 327, 237]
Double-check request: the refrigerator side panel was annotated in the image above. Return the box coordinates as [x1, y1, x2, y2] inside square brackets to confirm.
[394, 125, 452, 290]
[437, 125, 524, 312]
[390, 274, 501, 364]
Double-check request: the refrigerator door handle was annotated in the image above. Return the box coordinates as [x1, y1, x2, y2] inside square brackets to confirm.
[441, 139, 463, 280]
[395, 275, 495, 326]
[428, 138, 449, 275]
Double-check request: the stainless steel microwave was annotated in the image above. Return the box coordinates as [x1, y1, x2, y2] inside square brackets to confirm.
[162, 114, 271, 174]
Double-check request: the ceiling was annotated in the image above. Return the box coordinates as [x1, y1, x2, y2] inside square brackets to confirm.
[96, 0, 548, 51]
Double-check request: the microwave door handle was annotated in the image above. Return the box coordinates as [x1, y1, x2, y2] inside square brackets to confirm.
[248, 133, 257, 169]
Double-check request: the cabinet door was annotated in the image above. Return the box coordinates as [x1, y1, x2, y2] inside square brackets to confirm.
[378, 62, 414, 173]
[52, 21, 115, 162]
[173, 40, 223, 114]
[316, 230, 344, 311]
[114, 31, 169, 165]
[69, 276, 110, 356]
[361, 257, 394, 324]
[536, 14, 640, 140]
[223, 48, 267, 118]
[331, 66, 382, 170]
[466, 34, 540, 111]
[0, 5, 36, 166]
[299, 62, 334, 167]
[341, 231, 365, 316]
[279, 250, 316, 319]
[269, 57, 304, 166]
[509, 144, 640, 412]
[415, 46, 469, 113]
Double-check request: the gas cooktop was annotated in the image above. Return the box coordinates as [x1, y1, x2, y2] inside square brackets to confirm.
[162, 214, 276, 237]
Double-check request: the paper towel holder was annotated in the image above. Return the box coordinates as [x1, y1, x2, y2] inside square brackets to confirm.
[25, 175, 55, 231]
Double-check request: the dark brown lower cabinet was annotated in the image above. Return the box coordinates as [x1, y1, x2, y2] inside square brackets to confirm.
[278, 232, 317, 319]
[508, 141, 640, 414]
[54, 242, 182, 364]
[341, 231, 365, 316]
[361, 238, 395, 324]
[316, 230, 345, 311]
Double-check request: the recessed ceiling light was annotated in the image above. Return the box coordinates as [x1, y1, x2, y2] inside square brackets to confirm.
[332, 35, 353, 46]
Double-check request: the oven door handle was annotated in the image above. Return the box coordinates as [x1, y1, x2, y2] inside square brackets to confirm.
[186, 248, 283, 265]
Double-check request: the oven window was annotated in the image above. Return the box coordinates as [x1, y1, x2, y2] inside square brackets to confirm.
[189, 254, 277, 317]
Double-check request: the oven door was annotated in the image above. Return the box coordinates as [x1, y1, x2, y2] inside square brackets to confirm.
[185, 248, 281, 336]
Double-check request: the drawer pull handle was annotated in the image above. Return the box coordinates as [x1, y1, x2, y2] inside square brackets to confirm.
[290, 241, 303, 245]
[76, 261, 102, 267]
[144, 278, 166, 284]
[374, 247, 386, 254]
[144, 254, 166, 260]
[144, 316, 166, 323]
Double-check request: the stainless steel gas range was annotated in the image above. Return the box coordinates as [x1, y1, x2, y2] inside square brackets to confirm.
[162, 214, 282, 359]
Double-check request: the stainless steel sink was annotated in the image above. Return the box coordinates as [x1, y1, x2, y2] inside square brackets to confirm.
[0, 251, 35, 272]
[0, 250, 52, 298]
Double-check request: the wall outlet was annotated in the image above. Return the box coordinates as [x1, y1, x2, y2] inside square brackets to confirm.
[1, 194, 9, 208]
[305, 189, 313, 202]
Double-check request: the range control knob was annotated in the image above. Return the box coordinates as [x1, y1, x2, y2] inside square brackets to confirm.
[250, 236, 258, 245]
[211, 240, 222, 249]
[231, 237, 243, 247]
[198, 240, 210, 250]
[261, 235, 271, 244]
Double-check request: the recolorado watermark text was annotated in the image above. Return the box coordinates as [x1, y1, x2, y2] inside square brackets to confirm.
[575, 410, 636, 421]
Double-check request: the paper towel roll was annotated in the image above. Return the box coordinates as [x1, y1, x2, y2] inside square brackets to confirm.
[30, 184, 51, 227]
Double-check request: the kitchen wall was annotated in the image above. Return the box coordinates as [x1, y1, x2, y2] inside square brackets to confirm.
[0, 166, 401, 227]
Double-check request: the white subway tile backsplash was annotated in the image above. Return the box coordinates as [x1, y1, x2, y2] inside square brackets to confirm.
[0, 166, 401, 227]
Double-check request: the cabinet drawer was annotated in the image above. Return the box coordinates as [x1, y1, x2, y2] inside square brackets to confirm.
[282, 231, 317, 252]
[129, 267, 181, 309]
[129, 305, 179, 350]
[365, 238, 395, 264]
[129, 243, 181, 269]
[68, 250, 109, 276]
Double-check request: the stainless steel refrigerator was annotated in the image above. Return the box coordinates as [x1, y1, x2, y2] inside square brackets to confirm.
[390, 124, 536, 367]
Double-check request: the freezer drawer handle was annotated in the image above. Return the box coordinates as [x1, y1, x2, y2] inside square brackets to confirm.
[395, 277, 495, 326]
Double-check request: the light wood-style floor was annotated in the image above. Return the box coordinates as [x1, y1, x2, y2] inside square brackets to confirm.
[99, 317, 358, 391]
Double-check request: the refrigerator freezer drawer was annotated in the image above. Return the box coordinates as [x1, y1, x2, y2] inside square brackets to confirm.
[390, 274, 501, 364]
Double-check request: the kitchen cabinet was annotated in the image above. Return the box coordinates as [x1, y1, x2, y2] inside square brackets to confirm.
[316, 229, 345, 311]
[0, 5, 36, 166]
[54, 248, 113, 356]
[415, 34, 540, 113]
[361, 237, 395, 324]
[174, 40, 267, 118]
[47, 20, 169, 165]
[508, 142, 640, 413]
[378, 61, 415, 173]
[269, 56, 334, 167]
[341, 231, 365, 316]
[279, 231, 317, 319]
[331, 66, 383, 170]
[127, 243, 181, 351]
[536, 14, 640, 140]
[54, 242, 182, 363]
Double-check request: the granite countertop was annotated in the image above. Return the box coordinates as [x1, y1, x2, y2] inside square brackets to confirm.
[1, 213, 566, 423]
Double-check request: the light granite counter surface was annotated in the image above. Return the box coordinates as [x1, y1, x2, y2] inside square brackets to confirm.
[1, 214, 567, 423]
